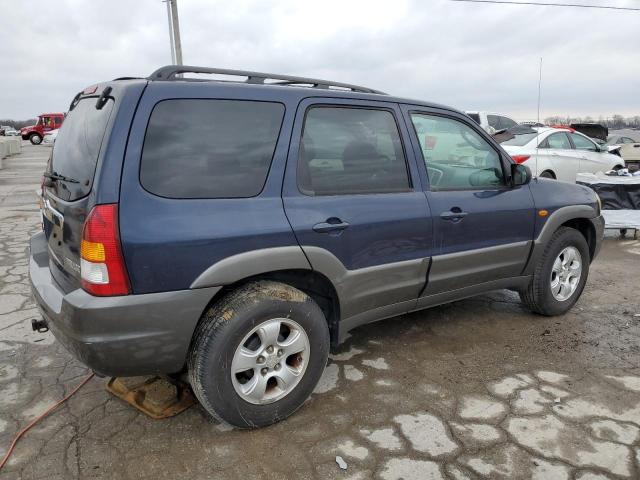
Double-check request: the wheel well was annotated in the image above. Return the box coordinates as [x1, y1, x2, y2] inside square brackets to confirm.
[201, 269, 341, 348]
[541, 170, 556, 179]
[613, 164, 624, 170]
[562, 218, 596, 260]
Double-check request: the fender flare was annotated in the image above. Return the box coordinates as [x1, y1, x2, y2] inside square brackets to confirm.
[522, 204, 598, 275]
[190, 246, 311, 288]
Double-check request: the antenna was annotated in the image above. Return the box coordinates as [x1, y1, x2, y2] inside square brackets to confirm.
[535, 57, 542, 179]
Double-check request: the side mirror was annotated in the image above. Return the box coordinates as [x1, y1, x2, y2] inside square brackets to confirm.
[511, 163, 532, 186]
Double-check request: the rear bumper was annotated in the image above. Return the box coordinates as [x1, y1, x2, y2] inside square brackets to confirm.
[29, 232, 221, 377]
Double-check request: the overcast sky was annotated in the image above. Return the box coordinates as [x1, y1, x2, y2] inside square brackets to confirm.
[2, 0, 638, 121]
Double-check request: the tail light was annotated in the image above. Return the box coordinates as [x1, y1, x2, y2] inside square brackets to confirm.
[80, 204, 130, 296]
[511, 155, 530, 164]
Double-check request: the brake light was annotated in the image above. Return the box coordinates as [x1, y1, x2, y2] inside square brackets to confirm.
[80, 204, 130, 296]
[511, 155, 530, 164]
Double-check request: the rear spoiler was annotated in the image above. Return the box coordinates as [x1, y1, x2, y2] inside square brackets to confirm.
[68, 85, 114, 112]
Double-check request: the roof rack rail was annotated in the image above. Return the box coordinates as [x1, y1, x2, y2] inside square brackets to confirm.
[147, 65, 386, 95]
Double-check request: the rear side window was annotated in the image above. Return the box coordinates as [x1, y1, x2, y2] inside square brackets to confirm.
[141, 100, 284, 199]
[544, 132, 572, 149]
[50, 98, 114, 201]
[298, 107, 410, 196]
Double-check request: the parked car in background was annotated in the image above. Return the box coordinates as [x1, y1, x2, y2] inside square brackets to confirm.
[499, 126, 624, 182]
[466, 111, 518, 133]
[606, 134, 640, 171]
[0, 126, 20, 136]
[21, 113, 65, 145]
[31, 65, 604, 428]
[43, 129, 59, 144]
[569, 123, 608, 143]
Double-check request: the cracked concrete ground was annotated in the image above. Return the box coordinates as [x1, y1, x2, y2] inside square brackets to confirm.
[1, 143, 640, 479]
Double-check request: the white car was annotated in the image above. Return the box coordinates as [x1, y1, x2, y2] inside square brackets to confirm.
[43, 129, 59, 144]
[499, 127, 625, 182]
[466, 111, 518, 134]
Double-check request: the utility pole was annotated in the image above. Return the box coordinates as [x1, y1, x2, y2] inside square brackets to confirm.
[164, 0, 176, 64]
[170, 0, 183, 65]
[163, 0, 183, 65]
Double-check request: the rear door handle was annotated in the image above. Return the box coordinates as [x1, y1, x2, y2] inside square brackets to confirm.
[313, 218, 350, 233]
[440, 210, 468, 221]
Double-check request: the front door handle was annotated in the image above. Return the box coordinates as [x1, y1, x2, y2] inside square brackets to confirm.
[313, 218, 350, 233]
[440, 209, 468, 222]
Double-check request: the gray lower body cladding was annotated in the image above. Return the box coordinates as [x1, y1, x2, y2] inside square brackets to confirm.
[29, 232, 221, 377]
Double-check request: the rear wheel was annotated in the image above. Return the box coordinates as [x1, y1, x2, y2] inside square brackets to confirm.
[539, 170, 555, 179]
[29, 133, 42, 145]
[188, 280, 330, 428]
[520, 227, 589, 316]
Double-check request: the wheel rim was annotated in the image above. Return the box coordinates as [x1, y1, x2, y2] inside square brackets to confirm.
[550, 246, 582, 301]
[32, 135, 41, 144]
[231, 318, 310, 405]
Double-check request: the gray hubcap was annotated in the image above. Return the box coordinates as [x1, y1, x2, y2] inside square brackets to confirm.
[550, 246, 582, 301]
[231, 318, 310, 405]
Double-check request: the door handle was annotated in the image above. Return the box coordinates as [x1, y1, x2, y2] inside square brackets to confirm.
[313, 218, 350, 233]
[551, 152, 559, 156]
[440, 209, 468, 221]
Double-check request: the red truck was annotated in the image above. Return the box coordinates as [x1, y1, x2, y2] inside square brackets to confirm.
[21, 113, 65, 145]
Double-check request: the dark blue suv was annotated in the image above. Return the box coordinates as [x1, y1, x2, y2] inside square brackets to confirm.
[30, 65, 604, 427]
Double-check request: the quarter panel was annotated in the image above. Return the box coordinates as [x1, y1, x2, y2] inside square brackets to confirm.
[119, 84, 301, 294]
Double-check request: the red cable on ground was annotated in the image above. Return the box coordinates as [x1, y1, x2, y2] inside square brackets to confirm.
[0, 373, 95, 472]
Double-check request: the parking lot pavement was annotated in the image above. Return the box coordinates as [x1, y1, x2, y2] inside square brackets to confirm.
[1, 144, 640, 480]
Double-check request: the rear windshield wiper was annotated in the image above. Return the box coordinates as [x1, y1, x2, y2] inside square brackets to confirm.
[43, 171, 80, 184]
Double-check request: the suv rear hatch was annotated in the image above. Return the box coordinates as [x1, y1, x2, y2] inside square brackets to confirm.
[42, 88, 115, 293]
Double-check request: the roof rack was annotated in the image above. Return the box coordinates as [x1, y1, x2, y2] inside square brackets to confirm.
[147, 65, 386, 95]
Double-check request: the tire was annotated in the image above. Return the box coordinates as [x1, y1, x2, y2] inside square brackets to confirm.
[613, 165, 624, 171]
[520, 227, 590, 316]
[29, 133, 42, 145]
[539, 170, 555, 179]
[188, 280, 330, 428]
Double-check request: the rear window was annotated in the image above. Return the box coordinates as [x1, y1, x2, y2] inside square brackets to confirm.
[140, 99, 284, 199]
[50, 98, 113, 201]
[499, 133, 538, 146]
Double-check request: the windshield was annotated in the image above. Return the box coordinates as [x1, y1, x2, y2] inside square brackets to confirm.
[499, 132, 538, 146]
[49, 97, 113, 201]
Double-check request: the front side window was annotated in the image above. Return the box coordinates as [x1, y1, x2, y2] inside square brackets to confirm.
[410, 113, 505, 190]
[570, 133, 597, 151]
[545, 132, 572, 149]
[141, 99, 284, 199]
[298, 107, 410, 195]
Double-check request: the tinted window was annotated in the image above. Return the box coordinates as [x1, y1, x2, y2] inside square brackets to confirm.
[298, 107, 410, 195]
[54, 117, 63, 125]
[570, 133, 597, 151]
[141, 100, 284, 199]
[50, 98, 114, 201]
[545, 133, 571, 149]
[499, 116, 517, 129]
[467, 113, 481, 124]
[410, 114, 505, 190]
[487, 115, 500, 128]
